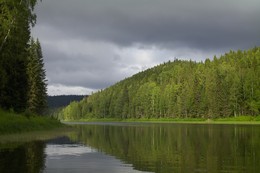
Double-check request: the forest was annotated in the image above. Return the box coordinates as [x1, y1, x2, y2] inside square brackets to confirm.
[59, 47, 260, 120]
[0, 0, 47, 115]
[47, 95, 87, 109]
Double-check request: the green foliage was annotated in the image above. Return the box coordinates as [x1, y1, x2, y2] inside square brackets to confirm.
[0, 0, 41, 112]
[47, 95, 86, 108]
[0, 0, 47, 116]
[59, 47, 260, 120]
[0, 109, 63, 135]
[27, 38, 47, 115]
[215, 115, 257, 122]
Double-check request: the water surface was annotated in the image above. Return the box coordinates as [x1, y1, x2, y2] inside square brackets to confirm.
[0, 123, 260, 173]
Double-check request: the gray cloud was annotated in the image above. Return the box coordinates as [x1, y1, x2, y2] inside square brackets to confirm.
[42, 41, 131, 89]
[35, 0, 260, 49]
[33, 0, 260, 95]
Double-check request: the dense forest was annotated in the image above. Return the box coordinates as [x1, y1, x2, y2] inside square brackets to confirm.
[59, 48, 260, 120]
[0, 0, 47, 114]
[47, 95, 87, 118]
[47, 95, 87, 109]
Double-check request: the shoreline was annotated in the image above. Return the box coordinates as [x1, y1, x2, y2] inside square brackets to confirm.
[62, 116, 260, 125]
[0, 109, 65, 135]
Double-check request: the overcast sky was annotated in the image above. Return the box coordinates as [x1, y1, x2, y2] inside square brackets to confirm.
[32, 0, 260, 96]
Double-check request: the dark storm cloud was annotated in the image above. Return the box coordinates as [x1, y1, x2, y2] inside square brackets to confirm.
[33, 0, 260, 95]
[42, 42, 129, 89]
[36, 0, 260, 50]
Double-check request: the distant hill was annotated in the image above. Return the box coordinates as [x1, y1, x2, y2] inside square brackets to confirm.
[47, 95, 87, 108]
[58, 47, 260, 120]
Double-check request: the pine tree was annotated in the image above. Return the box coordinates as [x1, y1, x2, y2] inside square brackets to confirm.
[59, 47, 260, 120]
[0, 0, 40, 112]
[27, 38, 47, 115]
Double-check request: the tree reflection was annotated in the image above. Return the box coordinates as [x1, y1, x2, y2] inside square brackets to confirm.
[0, 141, 46, 173]
[70, 124, 260, 173]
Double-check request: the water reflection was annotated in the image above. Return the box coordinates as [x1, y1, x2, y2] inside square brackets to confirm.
[0, 123, 260, 173]
[44, 136, 152, 173]
[70, 123, 260, 173]
[0, 141, 45, 173]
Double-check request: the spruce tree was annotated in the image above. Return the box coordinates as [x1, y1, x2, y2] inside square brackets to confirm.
[27, 38, 47, 115]
[0, 0, 39, 112]
[59, 47, 260, 120]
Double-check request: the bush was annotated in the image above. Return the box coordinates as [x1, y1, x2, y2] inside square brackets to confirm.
[0, 109, 64, 135]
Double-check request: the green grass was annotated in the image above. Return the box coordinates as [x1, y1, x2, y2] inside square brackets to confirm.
[66, 116, 260, 124]
[0, 109, 65, 135]
[212, 116, 260, 124]
[215, 116, 255, 121]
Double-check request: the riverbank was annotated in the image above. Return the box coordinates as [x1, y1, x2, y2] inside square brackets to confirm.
[64, 115, 260, 125]
[0, 109, 65, 135]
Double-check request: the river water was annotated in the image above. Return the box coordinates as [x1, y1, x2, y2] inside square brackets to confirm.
[0, 123, 260, 173]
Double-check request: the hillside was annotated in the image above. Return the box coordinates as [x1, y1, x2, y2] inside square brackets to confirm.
[58, 48, 260, 120]
[47, 95, 87, 108]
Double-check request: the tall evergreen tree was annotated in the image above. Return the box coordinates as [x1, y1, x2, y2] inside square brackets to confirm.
[27, 38, 47, 115]
[59, 47, 260, 120]
[0, 0, 40, 112]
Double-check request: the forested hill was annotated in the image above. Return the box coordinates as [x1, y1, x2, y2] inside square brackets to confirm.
[59, 47, 260, 120]
[47, 95, 86, 108]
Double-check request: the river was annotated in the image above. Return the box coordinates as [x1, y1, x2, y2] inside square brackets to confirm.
[0, 123, 260, 173]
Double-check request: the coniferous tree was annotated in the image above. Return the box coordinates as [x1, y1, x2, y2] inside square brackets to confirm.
[0, 0, 40, 112]
[27, 38, 47, 115]
[59, 47, 260, 120]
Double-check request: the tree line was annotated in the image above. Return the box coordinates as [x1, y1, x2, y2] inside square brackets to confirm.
[59, 47, 260, 120]
[0, 0, 47, 115]
[47, 95, 87, 109]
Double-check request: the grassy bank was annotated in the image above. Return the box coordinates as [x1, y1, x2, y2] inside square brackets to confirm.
[65, 115, 260, 124]
[0, 109, 65, 135]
